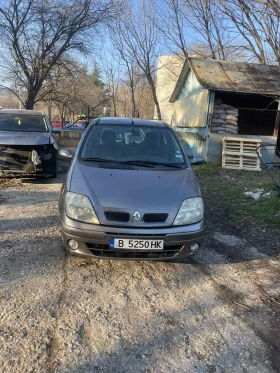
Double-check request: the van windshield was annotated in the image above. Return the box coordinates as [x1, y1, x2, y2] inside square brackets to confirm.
[79, 124, 185, 165]
[0, 114, 48, 132]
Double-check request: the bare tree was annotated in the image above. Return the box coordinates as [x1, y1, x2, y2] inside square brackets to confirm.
[0, 87, 19, 108]
[110, 28, 141, 117]
[111, 0, 162, 119]
[47, 65, 79, 123]
[259, 0, 280, 64]
[154, 0, 230, 60]
[0, 0, 120, 109]
[154, 0, 188, 57]
[42, 61, 109, 122]
[154, 0, 250, 61]
[101, 55, 120, 117]
[113, 77, 154, 118]
[180, 0, 237, 60]
[218, 0, 268, 63]
[217, 0, 280, 64]
[135, 78, 155, 119]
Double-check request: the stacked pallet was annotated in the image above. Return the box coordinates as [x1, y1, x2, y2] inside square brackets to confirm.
[222, 137, 262, 171]
[211, 101, 239, 134]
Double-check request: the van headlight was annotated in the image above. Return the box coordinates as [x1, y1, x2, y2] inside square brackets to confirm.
[173, 197, 204, 226]
[65, 192, 99, 224]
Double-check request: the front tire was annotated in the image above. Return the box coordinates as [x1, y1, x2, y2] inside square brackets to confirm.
[43, 151, 57, 178]
[49, 165, 57, 178]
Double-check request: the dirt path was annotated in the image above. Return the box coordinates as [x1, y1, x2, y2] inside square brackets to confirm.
[0, 162, 279, 372]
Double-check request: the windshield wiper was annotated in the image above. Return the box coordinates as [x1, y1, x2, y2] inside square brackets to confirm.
[125, 160, 183, 168]
[80, 158, 154, 168]
[80, 158, 182, 168]
[81, 157, 114, 162]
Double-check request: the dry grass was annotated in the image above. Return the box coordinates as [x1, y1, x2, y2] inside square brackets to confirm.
[194, 163, 280, 233]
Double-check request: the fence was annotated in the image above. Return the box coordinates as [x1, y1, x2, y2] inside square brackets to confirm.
[237, 108, 278, 137]
[53, 130, 84, 149]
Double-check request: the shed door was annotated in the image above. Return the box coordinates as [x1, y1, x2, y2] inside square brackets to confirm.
[172, 90, 209, 128]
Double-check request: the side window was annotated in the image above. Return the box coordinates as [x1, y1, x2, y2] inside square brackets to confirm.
[164, 131, 184, 162]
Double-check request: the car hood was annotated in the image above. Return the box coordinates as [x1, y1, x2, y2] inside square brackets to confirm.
[0, 131, 51, 145]
[69, 162, 200, 211]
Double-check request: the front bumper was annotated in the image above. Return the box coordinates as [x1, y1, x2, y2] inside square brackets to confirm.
[61, 217, 205, 261]
[0, 144, 57, 176]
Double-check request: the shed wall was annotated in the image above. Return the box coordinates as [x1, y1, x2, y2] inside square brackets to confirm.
[178, 69, 204, 99]
[172, 90, 210, 128]
[171, 70, 210, 158]
[155, 55, 184, 124]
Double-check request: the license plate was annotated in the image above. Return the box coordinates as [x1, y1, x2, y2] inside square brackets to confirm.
[109, 238, 164, 250]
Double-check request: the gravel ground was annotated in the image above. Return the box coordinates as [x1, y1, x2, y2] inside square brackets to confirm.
[0, 161, 280, 373]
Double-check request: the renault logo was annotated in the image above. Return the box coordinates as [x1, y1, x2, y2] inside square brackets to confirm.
[132, 211, 141, 222]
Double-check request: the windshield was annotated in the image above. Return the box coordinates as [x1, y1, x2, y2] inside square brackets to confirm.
[79, 124, 185, 165]
[0, 114, 48, 132]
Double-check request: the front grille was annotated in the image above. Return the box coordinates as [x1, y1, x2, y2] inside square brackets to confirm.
[104, 211, 130, 222]
[104, 232, 167, 237]
[143, 213, 168, 223]
[86, 243, 182, 259]
[104, 211, 169, 224]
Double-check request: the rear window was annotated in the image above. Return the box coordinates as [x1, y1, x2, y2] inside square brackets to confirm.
[0, 114, 48, 132]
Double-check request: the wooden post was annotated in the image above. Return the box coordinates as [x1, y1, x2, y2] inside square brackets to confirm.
[273, 100, 280, 137]
[276, 122, 280, 158]
[274, 101, 280, 158]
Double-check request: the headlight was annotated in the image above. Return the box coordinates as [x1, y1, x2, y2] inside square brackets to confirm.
[65, 192, 99, 224]
[173, 197, 204, 226]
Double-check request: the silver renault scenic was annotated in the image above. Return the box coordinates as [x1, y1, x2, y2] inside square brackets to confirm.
[59, 117, 205, 260]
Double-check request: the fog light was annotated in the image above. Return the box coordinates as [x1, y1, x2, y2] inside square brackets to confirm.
[190, 243, 200, 253]
[68, 240, 79, 250]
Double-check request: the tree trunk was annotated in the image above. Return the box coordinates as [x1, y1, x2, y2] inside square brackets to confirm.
[146, 74, 161, 120]
[57, 105, 64, 121]
[25, 92, 36, 109]
[61, 106, 65, 126]
[112, 94, 117, 117]
[131, 84, 136, 118]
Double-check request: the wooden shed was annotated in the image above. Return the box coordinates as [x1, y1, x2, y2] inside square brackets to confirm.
[167, 57, 280, 166]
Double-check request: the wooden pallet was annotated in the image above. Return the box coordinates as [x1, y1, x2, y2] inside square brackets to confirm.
[222, 137, 262, 171]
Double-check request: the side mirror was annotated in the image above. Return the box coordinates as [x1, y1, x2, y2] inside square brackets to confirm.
[59, 149, 73, 159]
[190, 156, 205, 165]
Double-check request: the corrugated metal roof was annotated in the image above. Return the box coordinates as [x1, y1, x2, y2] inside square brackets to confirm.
[170, 57, 280, 102]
